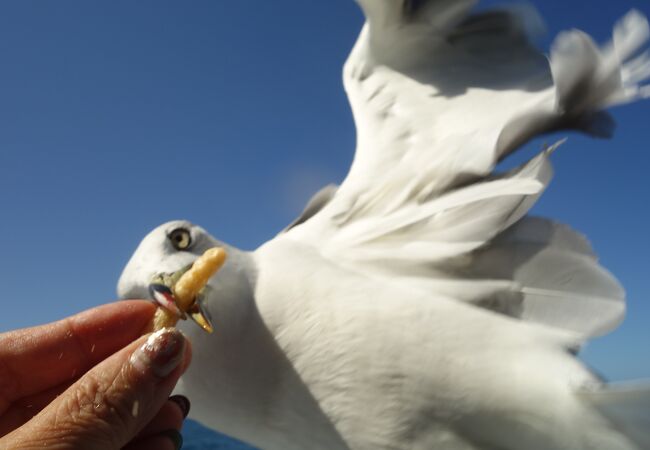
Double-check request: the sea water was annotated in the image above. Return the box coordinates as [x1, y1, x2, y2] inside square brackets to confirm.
[183, 419, 259, 449]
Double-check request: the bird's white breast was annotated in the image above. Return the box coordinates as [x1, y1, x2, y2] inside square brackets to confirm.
[178, 237, 630, 450]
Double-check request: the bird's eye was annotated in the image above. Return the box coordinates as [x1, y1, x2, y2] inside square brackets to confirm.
[168, 228, 192, 251]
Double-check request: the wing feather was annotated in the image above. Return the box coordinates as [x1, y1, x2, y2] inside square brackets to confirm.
[471, 218, 625, 337]
[285, 1, 649, 337]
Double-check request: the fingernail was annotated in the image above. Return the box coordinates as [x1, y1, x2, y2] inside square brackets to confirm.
[159, 429, 183, 450]
[169, 395, 191, 418]
[130, 328, 185, 378]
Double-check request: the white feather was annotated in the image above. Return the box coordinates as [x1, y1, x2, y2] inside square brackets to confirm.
[117, 2, 650, 449]
[287, 5, 649, 340]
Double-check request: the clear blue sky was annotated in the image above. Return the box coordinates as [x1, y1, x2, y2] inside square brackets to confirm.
[0, 0, 648, 383]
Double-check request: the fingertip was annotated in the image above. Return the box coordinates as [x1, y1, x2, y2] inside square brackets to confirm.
[116, 299, 158, 312]
[75, 300, 156, 327]
[65, 301, 158, 360]
[180, 336, 193, 373]
[130, 329, 186, 379]
[168, 395, 191, 419]
[120, 300, 158, 328]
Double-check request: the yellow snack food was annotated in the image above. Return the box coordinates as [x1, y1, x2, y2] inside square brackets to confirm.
[148, 247, 227, 332]
[175, 247, 227, 308]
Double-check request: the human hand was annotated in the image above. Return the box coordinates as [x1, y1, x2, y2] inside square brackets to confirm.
[0, 301, 192, 450]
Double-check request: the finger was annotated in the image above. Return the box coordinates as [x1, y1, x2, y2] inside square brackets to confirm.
[0, 344, 192, 439]
[0, 300, 155, 410]
[0, 380, 73, 436]
[1, 328, 192, 450]
[135, 399, 185, 439]
[123, 430, 183, 450]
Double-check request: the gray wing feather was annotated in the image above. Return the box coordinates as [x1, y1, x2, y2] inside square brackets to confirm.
[469, 217, 625, 337]
[283, 184, 339, 232]
[580, 383, 650, 449]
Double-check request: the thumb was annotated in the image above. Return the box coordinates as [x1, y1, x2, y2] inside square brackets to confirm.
[5, 328, 191, 450]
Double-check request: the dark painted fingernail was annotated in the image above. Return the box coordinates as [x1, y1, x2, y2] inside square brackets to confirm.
[169, 395, 191, 418]
[130, 328, 186, 378]
[160, 429, 183, 450]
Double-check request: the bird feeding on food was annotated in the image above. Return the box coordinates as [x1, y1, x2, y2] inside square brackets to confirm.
[147, 243, 227, 333]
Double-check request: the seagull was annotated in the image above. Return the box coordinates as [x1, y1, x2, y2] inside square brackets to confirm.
[118, 1, 650, 449]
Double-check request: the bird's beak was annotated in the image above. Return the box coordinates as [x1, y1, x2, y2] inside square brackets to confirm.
[148, 264, 217, 334]
[186, 297, 214, 333]
[148, 283, 186, 319]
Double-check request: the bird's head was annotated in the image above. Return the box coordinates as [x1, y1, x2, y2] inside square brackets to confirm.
[118, 220, 247, 334]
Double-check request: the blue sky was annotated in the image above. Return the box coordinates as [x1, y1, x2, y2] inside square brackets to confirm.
[0, 0, 648, 383]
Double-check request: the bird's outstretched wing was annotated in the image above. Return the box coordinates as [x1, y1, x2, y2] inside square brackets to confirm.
[285, 1, 649, 338]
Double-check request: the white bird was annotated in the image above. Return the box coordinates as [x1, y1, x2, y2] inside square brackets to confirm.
[118, 1, 650, 449]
